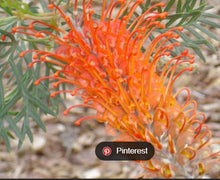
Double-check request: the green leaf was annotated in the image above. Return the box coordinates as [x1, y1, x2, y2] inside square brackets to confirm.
[202, 12, 220, 19]
[0, 68, 5, 107]
[26, 91, 56, 116]
[198, 17, 220, 29]
[0, 90, 21, 117]
[193, 23, 219, 41]
[144, 0, 151, 9]
[24, 115, 33, 143]
[0, 127, 11, 151]
[27, 105, 46, 132]
[6, 115, 22, 140]
[186, 26, 216, 52]
[166, 15, 180, 27]
[0, 0, 62, 151]
[0, 16, 16, 27]
[181, 0, 190, 12]
[164, 0, 175, 12]
[8, 111, 19, 116]
[190, 0, 197, 9]
[177, 0, 182, 13]
[185, 11, 201, 25]
[193, 47, 206, 62]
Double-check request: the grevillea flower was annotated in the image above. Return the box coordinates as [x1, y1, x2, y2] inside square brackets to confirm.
[10, 0, 219, 178]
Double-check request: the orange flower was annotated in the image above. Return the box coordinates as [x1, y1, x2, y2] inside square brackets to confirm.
[12, 0, 219, 178]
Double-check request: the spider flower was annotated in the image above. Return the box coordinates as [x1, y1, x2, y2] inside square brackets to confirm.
[11, 0, 219, 178]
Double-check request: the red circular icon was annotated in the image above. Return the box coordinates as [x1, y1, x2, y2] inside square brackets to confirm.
[102, 146, 112, 156]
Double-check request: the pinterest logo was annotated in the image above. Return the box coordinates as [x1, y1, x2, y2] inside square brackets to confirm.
[102, 146, 112, 156]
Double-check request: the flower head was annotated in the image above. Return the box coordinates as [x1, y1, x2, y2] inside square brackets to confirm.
[12, 0, 219, 178]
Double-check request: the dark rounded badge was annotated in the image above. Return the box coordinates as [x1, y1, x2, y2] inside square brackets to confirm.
[95, 141, 155, 161]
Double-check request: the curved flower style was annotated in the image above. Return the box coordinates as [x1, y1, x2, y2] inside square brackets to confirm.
[11, 0, 219, 178]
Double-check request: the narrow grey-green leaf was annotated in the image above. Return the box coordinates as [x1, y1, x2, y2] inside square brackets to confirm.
[0, 91, 21, 117]
[202, 12, 220, 19]
[26, 91, 56, 116]
[193, 23, 219, 41]
[198, 17, 220, 28]
[190, 0, 197, 9]
[0, 68, 5, 107]
[186, 26, 216, 52]
[164, 0, 175, 12]
[177, 0, 182, 13]
[0, 128, 11, 151]
[28, 106, 46, 132]
[6, 114, 22, 140]
[193, 47, 206, 62]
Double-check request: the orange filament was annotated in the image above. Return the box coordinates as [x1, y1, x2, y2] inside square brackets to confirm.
[161, 164, 172, 178]
[198, 163, 205, 175]
[181, 146, 196, 160]
[168, 134, 175, 154]
[63, 104, 94, 115]
[140, 161, 159, 172]
[50, 90, 72, 98]
[74, 116, 107, 126]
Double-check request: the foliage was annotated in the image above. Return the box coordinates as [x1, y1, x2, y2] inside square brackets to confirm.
[136, 0, 220, 61]
[0, 0, 62, 151]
